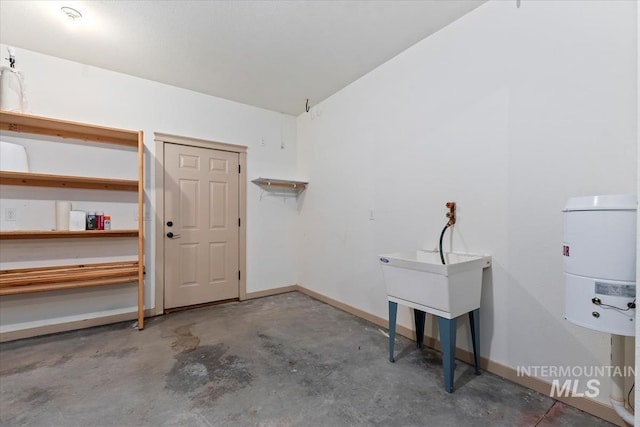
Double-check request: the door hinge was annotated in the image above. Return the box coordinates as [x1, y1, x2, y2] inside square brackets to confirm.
[238, 270, 241, 280]
[238, 218, 241, 227]
[238, 164, 241, 173]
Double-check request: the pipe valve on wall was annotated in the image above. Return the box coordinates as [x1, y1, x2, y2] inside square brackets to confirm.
[446, 202, 456, 226]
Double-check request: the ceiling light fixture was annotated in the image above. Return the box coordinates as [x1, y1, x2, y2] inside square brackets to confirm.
[61, 6, 82, 21]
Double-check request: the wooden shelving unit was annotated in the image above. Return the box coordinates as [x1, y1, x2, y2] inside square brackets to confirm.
[0, 111, 145, 329]
[251, 177, 308, 197]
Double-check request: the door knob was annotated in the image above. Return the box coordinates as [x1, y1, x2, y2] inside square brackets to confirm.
[167, 232, 174, 238]
[167, 221, 173, 227]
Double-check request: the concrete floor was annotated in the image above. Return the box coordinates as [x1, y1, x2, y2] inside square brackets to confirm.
[0, 292, 614, 427]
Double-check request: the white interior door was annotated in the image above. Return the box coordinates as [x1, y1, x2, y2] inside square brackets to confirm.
[164, 142, 239, 309]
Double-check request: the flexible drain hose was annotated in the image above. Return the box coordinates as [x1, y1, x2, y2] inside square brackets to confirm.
[439, 223, 450, 265]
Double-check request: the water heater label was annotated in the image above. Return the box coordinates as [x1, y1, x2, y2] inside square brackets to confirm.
[594, 282, 635, 298]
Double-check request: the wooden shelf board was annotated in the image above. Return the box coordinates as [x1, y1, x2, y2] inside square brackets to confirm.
[251, 177, 308, 190]
[0, 230, 138, 240]
[0, 111, 139, 147]
[0, 260, 137, 275]
[1, 267, 138, 287]
[0, 170, 138, 191]
[0, 276, 138, 296]
[0, 261, 139, 291]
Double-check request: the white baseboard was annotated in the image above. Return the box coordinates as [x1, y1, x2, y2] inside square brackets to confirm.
[243, 285, 298, 300]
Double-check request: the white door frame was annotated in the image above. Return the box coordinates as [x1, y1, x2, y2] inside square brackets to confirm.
[154, 132, 247, 315]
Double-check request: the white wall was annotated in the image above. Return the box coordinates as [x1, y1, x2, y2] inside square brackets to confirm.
[296, 0, 637, 405]
[0, 44, 299, 332]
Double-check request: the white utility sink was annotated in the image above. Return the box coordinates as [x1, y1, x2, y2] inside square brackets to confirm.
[379, 250, 491, 319]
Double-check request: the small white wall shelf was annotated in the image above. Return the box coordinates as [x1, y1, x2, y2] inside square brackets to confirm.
[251, 177, 308, 197]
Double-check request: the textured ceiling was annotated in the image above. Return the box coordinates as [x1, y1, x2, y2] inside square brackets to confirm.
[0, 1, 485, 115]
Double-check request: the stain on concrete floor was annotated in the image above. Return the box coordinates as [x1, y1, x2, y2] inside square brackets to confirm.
[91, 346, 138, 359]
[165, 343, 253, 405]
[21, 388, 53, 407]
[0, 361, 41, 377]
[0, 292, 616, 427]
[50, 354, 73, 367]
[170, 323, 200, 353]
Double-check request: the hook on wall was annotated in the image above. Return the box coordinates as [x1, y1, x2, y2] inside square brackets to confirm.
[305, 99, 310, 113]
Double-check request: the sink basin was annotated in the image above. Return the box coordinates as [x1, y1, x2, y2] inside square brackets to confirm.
[379, 250, 491, 319]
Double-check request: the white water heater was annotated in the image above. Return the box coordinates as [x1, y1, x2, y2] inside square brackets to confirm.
[563, 194, 637, 336]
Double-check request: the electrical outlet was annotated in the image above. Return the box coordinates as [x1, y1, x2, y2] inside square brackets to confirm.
[4, 208, 16, 221]
[260, 138, 265, 146]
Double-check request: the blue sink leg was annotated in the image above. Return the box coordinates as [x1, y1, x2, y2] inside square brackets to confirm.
[437, 316, 457, 393]
[469, 309, 481, 375]
[414, 309, 426, 349]
[388, 301, 397, 363]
